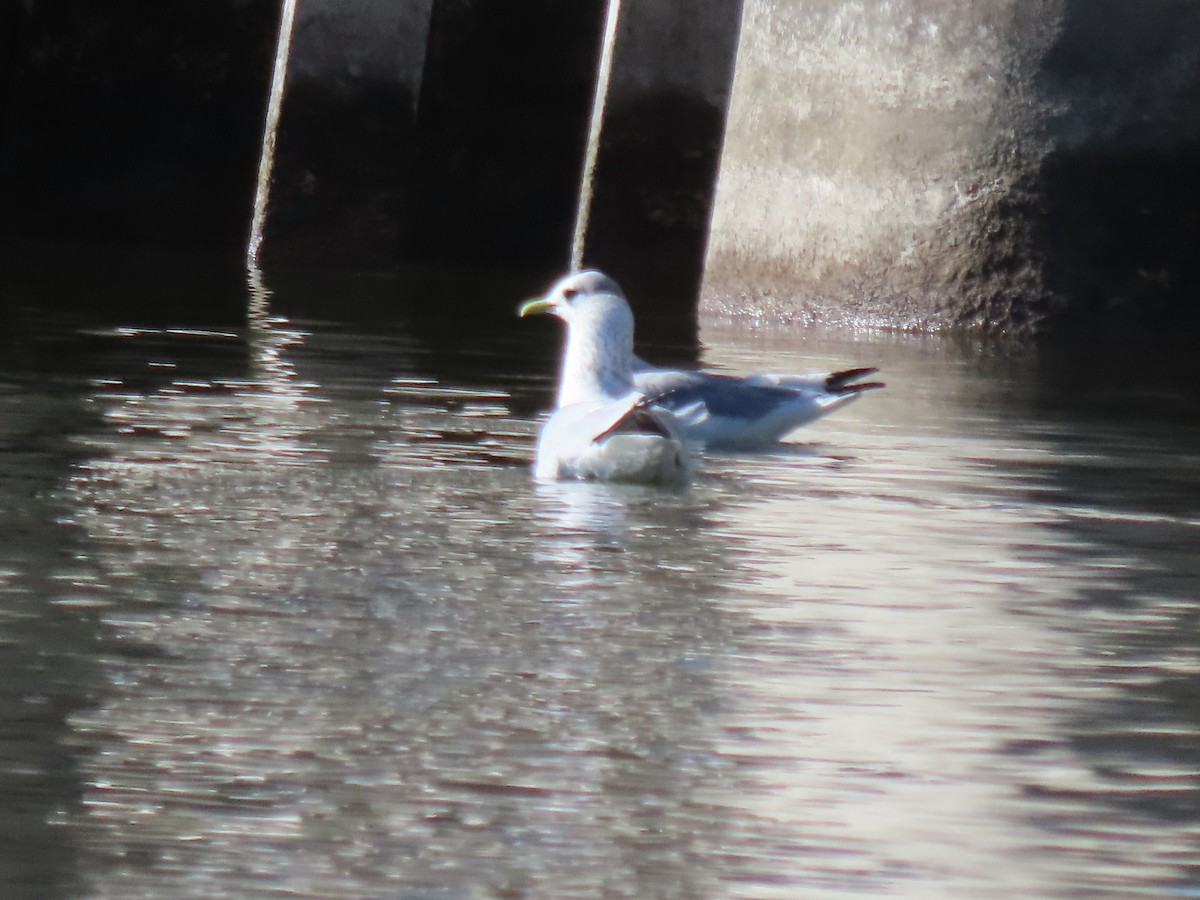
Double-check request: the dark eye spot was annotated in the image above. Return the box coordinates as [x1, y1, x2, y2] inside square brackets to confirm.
[562, 288, 578, 300]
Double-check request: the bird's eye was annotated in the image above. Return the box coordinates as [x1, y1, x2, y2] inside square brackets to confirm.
[562, 287, 578, 300]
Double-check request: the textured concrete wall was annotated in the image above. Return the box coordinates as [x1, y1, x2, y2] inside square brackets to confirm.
[701, 0, 1200, 334]
[1034, 0, 1200, 334]
[702, 0, 1061, 332]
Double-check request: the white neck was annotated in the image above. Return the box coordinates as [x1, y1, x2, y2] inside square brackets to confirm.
[556, 306, 635, 407]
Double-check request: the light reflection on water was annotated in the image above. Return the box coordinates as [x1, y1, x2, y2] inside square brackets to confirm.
[1, 276, 1199, 898]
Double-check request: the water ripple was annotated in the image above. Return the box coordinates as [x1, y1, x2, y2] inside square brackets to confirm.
[2, 311, 1198, 898]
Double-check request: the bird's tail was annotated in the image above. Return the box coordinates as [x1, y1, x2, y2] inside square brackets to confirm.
[742, 367, 885, 395]
[824, 367, 886, 395]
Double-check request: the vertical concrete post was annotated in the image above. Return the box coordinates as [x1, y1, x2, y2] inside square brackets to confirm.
[248, 0, 299, 266]
[254, 0, 434, 268]
[701, 0, 1062, 332]
[402, 0, 606, 274]
[701, 0, 1200, 333]
[574, 0, 744, 341]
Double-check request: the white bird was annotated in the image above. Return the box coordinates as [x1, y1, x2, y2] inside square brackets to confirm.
[519, 271, 691, 485]
[525, 270, 884, 451]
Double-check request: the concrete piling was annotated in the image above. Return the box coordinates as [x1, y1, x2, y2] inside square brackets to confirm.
[701, 0, 1200, 334]
[252, 0, 434, 268]
[572, 0, 744, 343]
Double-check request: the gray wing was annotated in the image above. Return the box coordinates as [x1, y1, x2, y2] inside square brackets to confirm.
[633, 369, 799, 420]
[633, 363, 885, 447]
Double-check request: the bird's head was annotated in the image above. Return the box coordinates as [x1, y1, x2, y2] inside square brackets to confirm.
[519, 270, 638, 405]
[518, 270, 630, 331]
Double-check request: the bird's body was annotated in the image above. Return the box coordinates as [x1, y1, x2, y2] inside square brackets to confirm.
[632, 361, 884, 449]
[520, 271, 691, 485]
[533, 391, 689, 484]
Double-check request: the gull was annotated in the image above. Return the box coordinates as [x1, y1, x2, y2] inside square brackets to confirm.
[519, 271, 691, 485]
[525, 270, 884, 451]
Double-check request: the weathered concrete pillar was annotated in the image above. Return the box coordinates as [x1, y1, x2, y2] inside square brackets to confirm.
[1033, 0, 1200, 334]
[255, 0, 434, 268]
[702, 0, 1060, 332]
[575, 0, 744, 340]
[701, 0, 1200, 334]
[260, 0, 609, 279]
[400, 0, 605, 274]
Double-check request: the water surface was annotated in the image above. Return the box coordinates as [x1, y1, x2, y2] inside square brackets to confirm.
[2, 266, 1199, 898]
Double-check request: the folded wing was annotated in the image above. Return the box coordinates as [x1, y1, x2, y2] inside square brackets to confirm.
[633, 364, 884, 449]
[535, 392, 691, 484]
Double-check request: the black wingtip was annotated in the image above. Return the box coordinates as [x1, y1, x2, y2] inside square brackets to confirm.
[826, 367, 885, 394]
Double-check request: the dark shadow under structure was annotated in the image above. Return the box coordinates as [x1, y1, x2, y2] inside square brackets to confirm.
[0, 0, 745, 350]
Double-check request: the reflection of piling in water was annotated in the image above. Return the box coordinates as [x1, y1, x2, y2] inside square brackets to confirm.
[245, 264, 310, 402]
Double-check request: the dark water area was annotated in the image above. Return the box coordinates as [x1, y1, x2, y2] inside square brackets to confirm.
[2, 251, 1199, 897]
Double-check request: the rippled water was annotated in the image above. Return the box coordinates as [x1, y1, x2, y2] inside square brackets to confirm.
[2, 266, 1199, 898]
